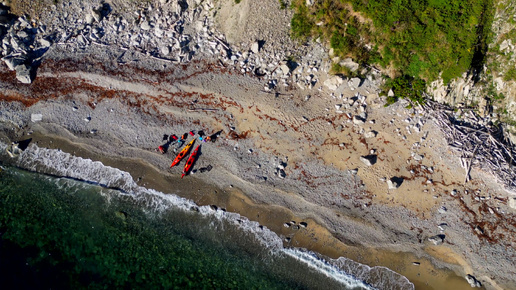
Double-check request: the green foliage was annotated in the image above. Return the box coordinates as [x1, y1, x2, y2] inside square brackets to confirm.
[290, 2, 314, 40]
[290, 0, 494, 89]
[385, 75, 426, 106]
[235, 0, 241, 4]
[279, 0, 287, 9]
[504, 67, 516, 82]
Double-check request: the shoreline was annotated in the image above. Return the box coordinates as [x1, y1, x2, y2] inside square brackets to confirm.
[2, 129, 473, 289]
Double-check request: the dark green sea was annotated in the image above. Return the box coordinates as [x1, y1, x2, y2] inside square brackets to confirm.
[0, 143, 414, 289]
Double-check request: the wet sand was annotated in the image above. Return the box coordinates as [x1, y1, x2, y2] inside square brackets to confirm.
[18, 130, 474, 289]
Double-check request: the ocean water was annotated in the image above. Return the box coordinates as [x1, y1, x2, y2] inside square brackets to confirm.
[0, 143, 414, 289]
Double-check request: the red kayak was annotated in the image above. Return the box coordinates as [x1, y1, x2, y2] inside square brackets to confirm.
[170, 139, 195, 167]
[181, 145, 200, 178]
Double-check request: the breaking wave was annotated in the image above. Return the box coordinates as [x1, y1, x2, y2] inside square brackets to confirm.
[3, 142, 414, 290]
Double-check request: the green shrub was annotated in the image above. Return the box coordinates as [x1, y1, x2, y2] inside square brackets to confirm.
[290, 0, 494, 93]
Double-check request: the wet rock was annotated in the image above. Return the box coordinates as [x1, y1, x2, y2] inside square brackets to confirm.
[428, 234, 445, 245]
[465, 274, 482, 288]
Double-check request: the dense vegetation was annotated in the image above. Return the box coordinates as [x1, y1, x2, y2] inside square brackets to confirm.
[291, 0, 494, 104]
[0, 170, 296, 289]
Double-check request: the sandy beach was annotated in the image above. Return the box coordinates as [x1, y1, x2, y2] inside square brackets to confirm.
[1, 0, 515, 289]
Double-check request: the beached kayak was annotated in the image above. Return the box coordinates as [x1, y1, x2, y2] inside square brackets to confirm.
[181, 144, 200, 178]
[170, 139, 195, 167]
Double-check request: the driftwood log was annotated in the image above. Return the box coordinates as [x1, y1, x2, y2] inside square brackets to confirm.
[422, 99, 516, 191]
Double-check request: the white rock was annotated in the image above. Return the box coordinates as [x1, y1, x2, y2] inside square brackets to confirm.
[465, 274, 482, 288]
[279, 64, 289, 75]
[251, 41, 260, 54]
[353, 115, 365, 125]
[349, 77, 360, 89]
[428, 235, 445, 245]
[413, 154, 424, 161]
[388, 89, 395, 97]
[141, 21, 151, 31]
[31, 113, 42, 122]
[509, 197, 516, 210]
[15, 64, 32, 84]
[324, 76, 343, 91]
[85, 12, 94, 24]
[364, 131, 377, 138]
[161, 45, 170, 55]
[387, 177, 403, 189]
[360, 155, 376, 166]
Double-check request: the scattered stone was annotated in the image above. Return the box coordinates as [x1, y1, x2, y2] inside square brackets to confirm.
[353, 115, 365, 125]
[387, 177, 403, 189]
[465, 274, 482, 288]
[284, 222, 291, 228]
[413, 154, 424, 161]
[31, 113, 42, 122]
[428, 234, 445, 245]
[15, 64, 32, 84]
[412, 262, 420, 266]
[250, 40, 260, 54]
[438, 223, 448, 231]
[364, 130, 377, 138]
[509, 197, 516, 210]
[299, 222, 308, 228]
[438, 206, 447, 214]
[360, 155, 377, 166]
[349, 77, 360, 89]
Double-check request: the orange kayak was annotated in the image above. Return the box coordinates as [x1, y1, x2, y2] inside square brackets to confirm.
[181, 145, 200, 178]
[170, 139, 195, 167]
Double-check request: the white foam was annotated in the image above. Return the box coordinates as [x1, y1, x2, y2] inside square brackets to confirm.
[5, 142, 413, 289]
[282, 249, 374, 289]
